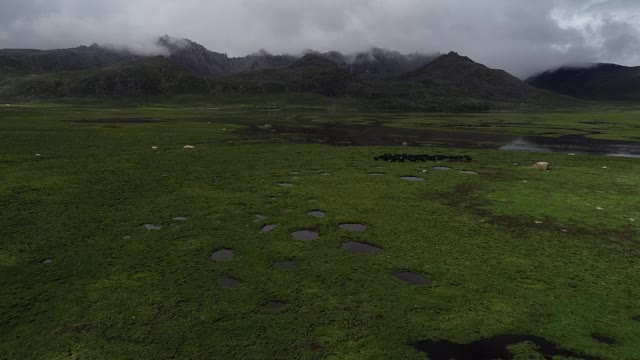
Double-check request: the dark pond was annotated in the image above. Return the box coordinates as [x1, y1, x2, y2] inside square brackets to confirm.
[401, 176, 425, 181]
[412, 334, 597, 360]
[261, 224, 278, 233]
[308, 211, 326, 219]
[218, 277, 241, 288]
[393, 272, 431, 285]
[275, 260, 299, 270]
[342, 242, 381, 254]
[240, 123, 640, 157]
[292, 230, 319, 241]
[338, 224, 368, 232]
[210, 249, 235, 261]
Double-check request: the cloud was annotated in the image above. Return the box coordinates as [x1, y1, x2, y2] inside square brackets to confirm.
[0, 0, 639, 77]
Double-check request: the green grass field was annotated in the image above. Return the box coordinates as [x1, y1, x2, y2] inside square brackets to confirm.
[1, 98, 639, 359]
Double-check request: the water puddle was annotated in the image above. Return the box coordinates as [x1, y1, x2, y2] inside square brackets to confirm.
[275, 260, 299, 270]
[342, 242, 381, 254]
[210, 249, 235, 261]
[292, 230, 319, 241]
[393, 272, 431, 285]
[339, 224, 368, 232]
[254, 214, 269, 222]
[261, 224, 278, 233]
[500, 138, 554, 153]
[240, 123, 640, 157]
[591, 334, 616, 345]
[66, 118, 165, 124]
[143, 224, 162, 231]
[264, 301, 286, 309]
[460, 170, 479, 175]
[218, 276, 240, 288]
[433, 166, 451, 171]
[412, 335, 596, 360]
[376, 154, 472, 162]
[173, 217, 188, 221]
[308, 211, 326, 219]
[401, 176, 425, 181]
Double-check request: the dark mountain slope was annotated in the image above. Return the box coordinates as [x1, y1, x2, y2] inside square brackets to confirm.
[399, 52, 549, 102]
[0, 56, 206, 98]
[156, 36, 297, 77]
[213, 54, 368, 96]
[313, 48, 438, 79]
[527, 63, 640, 100]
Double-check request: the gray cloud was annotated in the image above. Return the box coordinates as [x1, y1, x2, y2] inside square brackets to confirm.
[0, 0, 639, 77]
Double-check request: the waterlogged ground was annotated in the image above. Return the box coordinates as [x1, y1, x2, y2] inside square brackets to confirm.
[1, 100, 640, 359]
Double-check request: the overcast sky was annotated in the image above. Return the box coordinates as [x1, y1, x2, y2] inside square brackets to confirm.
[1, 0, 639, 77]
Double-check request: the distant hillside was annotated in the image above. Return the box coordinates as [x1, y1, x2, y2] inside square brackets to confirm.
[399, 52, 556, 103]
[0, 38, 577, 110]
[0, 57, 206, 98]
[527, 63, 640, 100]
[315, 48, 438, 79]
[0, 44, 141, 77]
[213, 54, 368, 97]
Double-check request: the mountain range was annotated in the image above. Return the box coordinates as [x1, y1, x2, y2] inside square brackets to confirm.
[527, 63, 640, 100]
[0, 35, 608, 109]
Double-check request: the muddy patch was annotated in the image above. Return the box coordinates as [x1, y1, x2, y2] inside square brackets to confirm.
[338, 224, 368, 232]
[376, 154, 472, 162]
[277, 183, 294, 188]
[368, 172, 386, 176]
[275, 260, 299, 270]
[460, 170, 479, 175]
[143, 224, 162, 231]
[342, 242, 381, 254]
[66, 118, 165, 124]
[264, 301, 287, 309]
[261, 224, 278, 233]
[218, 276, 241, 288]
[393, 272, 431, 285]
[433, 166, 451, 171]
[308, 211, 326, 219]
[292, 230, 319, 241]
[412, 335, 596, 360]
[210, 249, 235, 261]
[401, 176, 425, 182]
[591, 334, 617, 345]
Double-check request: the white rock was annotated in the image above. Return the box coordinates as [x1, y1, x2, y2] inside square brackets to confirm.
[597, 207, 604, 211]
[35, 153, 42, 157]
[534, 221, 543, 224]
[532, 162, 550, 171]
[151, 146, 158, 150]
[183, 145, 195, 149]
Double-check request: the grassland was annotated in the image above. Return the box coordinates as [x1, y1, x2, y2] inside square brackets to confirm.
[1, 97, 639, 359]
